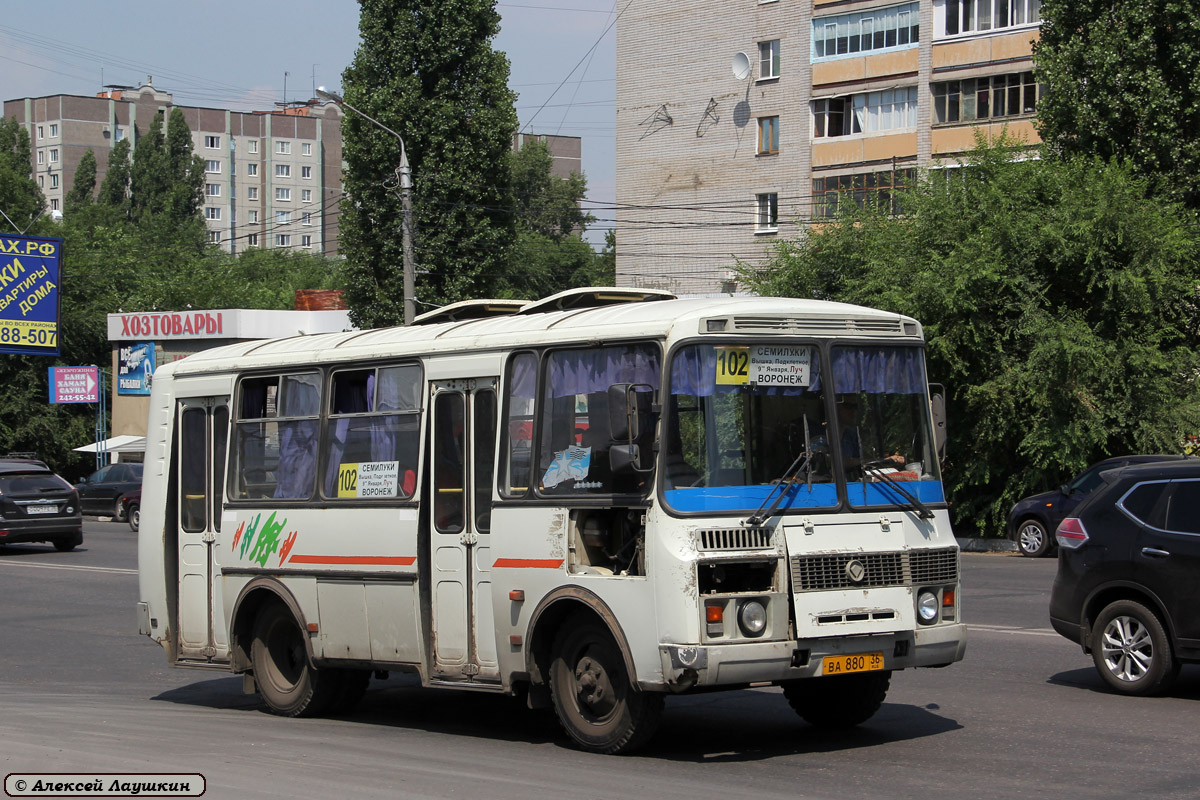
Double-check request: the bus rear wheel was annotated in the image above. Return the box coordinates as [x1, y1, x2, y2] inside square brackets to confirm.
[783, 670, 891, 729]
[549, 619, 664, 754]
[250, 603, 338, 717]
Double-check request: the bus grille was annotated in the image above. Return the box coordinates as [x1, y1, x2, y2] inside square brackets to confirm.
[790, 547, 958, 592]
[698, 528, 773, 551]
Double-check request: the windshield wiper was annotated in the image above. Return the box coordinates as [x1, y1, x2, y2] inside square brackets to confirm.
[860, 460, 934, 519]
[745, 419, 813, 527]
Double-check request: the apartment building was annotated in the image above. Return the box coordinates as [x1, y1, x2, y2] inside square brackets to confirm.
[4, 81, 344, 256]
[616, 0, 1043, 295]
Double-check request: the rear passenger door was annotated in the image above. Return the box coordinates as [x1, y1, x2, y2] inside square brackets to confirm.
[1134, 478, 1200, 651]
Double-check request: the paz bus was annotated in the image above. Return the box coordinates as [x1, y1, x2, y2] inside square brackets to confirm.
[137, 288, 965, 754]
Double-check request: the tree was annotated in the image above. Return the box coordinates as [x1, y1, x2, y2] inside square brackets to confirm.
[340, 0, 519, 327]
[0, 116, 44, 231]
[65, 149, 97, 212]
[1034, 0, 1200, 206]
[165, 109, 205, 221]
[742, 139, 1200, 535]
[97, 139, 131, 210]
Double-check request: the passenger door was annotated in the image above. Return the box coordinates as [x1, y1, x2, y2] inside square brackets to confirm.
[175, 398, 231, 661]
[428, 379, 499, 682]
[1135, 478, 1200, 649]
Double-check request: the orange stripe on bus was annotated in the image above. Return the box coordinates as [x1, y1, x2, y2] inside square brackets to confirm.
[287, 555, 417, 566]
[493, 558, 564, 569]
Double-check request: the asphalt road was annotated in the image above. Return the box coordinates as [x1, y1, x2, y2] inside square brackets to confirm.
[1, 521, 1198, 799]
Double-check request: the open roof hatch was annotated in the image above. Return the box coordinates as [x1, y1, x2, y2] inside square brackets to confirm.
[518, 287, 676, 315]
[411, 299, 528, 325]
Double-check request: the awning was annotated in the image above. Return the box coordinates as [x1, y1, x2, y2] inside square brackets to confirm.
[73, 435, 146, 454]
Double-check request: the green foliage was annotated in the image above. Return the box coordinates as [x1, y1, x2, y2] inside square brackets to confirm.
[65, 149, 97, 212]
[0, 116, 44, 230]
[1034, 0, 1200, 206]
[127, 111, 205, 224]
[97, 139, 131, 210]
[341, 0, 519, 327]
[511, 139, 590, 240]
[743, 138, 1200, 535]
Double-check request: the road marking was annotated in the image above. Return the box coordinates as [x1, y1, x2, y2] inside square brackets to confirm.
[969, 623, 1059, 637]
[0, 560, 136, 575]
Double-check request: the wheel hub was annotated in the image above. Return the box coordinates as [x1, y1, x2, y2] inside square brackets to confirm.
[575, 655, 616, 716]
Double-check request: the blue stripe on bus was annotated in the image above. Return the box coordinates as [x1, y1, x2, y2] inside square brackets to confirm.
[664, 480, 945, 513]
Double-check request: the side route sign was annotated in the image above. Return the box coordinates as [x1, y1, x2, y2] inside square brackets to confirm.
[49, 366, 99, 404]
[0, 234, 61, 356]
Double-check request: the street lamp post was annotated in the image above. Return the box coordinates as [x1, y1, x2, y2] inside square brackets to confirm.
[317, 86, 416, 325]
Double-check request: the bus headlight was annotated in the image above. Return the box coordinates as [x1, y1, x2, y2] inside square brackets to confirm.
[917, 590, 939, 624]
[738, 600, 767, 637]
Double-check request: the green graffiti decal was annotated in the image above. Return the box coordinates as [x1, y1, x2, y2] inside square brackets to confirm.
[238, 514, 261, 560]
[247, 511, 288, 567]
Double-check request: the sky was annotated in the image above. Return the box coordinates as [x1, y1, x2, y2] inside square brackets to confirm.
[0, 0, 618, 245]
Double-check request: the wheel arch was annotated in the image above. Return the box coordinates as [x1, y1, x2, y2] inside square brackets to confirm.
[525, 586, 638, 691]
[1080, 582, 1177, 654]
[229, 577, 312, 673]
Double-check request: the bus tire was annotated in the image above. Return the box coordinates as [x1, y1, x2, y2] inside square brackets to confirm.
[549, 619, 664, 754]
[783, 670, 891, 729]
[250, 602, 337, 717]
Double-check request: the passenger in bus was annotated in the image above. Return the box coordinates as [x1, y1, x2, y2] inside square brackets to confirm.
[824, 394, 906, 475]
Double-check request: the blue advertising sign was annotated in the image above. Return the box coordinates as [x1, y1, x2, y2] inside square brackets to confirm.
[0, 234, 61, 356]
[117, 342, 155, 396]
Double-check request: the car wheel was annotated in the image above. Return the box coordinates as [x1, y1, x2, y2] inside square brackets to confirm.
[53, 533, 82, 552]
[549, 618, 664, 754]
[783, 670, 891, 729]
[128, 504, 140, 532]
[251, 602, 338, 717]
[113, 497, 127, 522]
[1016, 519, 1051, 558]
[1091, 600, 1177, 696]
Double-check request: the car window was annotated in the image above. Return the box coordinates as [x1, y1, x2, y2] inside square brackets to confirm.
[89, 465, 113, 483]
[1119, 482, 1168, 526]
[1164, 480, 1200, 534]
[0, 473, 72, 493]
[130, 463, 143, 479]
[1070, 464, 1109, 495]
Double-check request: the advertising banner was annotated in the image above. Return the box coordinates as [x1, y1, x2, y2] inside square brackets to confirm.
[117, 342, 155, 396]
[49, 366, 99, 404]
[0, 234, 61, 356]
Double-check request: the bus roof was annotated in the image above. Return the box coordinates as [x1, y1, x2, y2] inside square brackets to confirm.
[160, 294, 920, 378]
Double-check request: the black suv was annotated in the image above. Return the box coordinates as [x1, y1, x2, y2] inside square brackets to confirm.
[77, 462, 143, 520]
[0, 459, 83, 551]
[1049, 459, 1200, 695]
[1007, 455, 1192, 557]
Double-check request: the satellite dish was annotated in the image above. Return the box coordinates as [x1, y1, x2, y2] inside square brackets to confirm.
[732, 52, 751, 81]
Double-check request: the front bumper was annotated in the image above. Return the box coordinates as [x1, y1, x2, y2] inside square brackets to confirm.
[656, 623, 967, 689]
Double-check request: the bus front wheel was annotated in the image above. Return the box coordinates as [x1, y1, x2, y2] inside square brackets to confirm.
[250, 603, 338, 717]
[783, 670, 891, 729]
[549, 619, 664, 754]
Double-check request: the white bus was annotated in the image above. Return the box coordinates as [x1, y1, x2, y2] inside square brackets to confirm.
[137, 288, 965, 754]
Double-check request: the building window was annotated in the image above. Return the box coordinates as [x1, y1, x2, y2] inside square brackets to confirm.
[302, 212, 312, 226]
[814, 86, 918, 137]
[813, 2, 919, 59]
[276, 234, 291, 247]
[757, 116, 779, 155]
[942, 0, 1041, 36]
[759, 40, 780, 80]
[49, 149, 59, 163]
[205, 183, 221, 197]
[301, 235, 312, 248]
[247, 163, 258, 176]
[38, 176, 43, 188]
[114, 128, 125, 143]
[49, 123, 58, 137]
[276, 187, 291, 201]
[813, 168, 915, 218]
[50, 198, 59, 211]
[302, 142, 312, 156]
[205, 135, 221, 149]
[50, 174, 59, 189]
[248, 210, 259, 224]
[247, 233, 258, 246]
[205, 206, 221, 220]
[36, 126, 43, 139]
[276, 211, 292, 224]
[276, 164, 291, 178]
[248, 186, 259, 201]
[276, 141, 291, 155]
[756, 193, 779, 232]
[301, 166, 312, 179]
[37, 150, 44, 165]
[205, 159, 221, 173]
[932, 72, 1042, 123]
[301, 189, 313, 202]
[248, 140, 259, 154]
[208, 231, 221, 244]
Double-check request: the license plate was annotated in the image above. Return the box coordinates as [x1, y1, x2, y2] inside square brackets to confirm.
[25, 505, 58, 515]
[823, 652, 884, 675]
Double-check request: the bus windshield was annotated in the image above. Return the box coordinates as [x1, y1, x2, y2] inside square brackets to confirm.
[663, 342, 944, 515]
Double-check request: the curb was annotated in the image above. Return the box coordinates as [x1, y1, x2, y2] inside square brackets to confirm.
[955, 537, 1018, 553]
